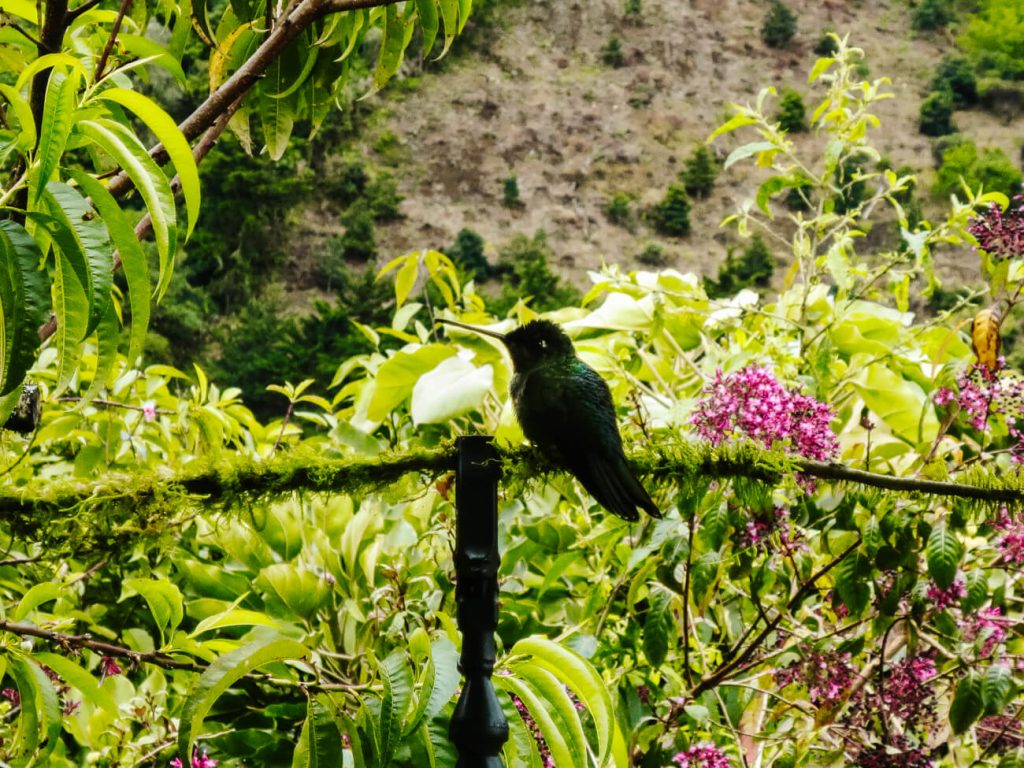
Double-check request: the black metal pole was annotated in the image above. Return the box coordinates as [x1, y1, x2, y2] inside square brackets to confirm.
[449, 435, 508, 767]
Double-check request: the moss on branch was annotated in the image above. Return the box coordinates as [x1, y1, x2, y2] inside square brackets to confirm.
[3, 440, 1023, 556]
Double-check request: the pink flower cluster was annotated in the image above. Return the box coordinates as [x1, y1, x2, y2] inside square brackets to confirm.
[926, 579, 966, 610]
[877, 655, 937, 728]
[968, 196, 1024, 261]
[978, 714, 1024, 752]
[934, 363, 1024, 461]
[672, 742, 731, 768]
[994, 507, 1024, 564]
[960, 607, 1008, 658]
[775, 647, 856, 708]
[854, 743, 933, 768]
[170, 749, 218, 768]
[692, 366, 838, 462]
[741, 506, 801, 551]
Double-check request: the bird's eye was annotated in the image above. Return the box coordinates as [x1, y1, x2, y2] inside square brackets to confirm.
[540, 340, 547, 349]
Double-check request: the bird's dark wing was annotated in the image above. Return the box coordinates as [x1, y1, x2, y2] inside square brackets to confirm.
[516, 362, 661, 521]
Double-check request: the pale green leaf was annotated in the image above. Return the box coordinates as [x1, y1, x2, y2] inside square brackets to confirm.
[32, 652, 118, 715]
[367, 345, 455, 422]
[31, 68, 80, 203]
[410, 356, 493, 425]
[120, 578, 184, 647]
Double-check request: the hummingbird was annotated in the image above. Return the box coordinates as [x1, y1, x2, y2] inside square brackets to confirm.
[438, 318, 661, 521]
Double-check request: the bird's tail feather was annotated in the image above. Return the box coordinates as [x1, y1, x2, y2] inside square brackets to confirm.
[574, 454, 661, 521]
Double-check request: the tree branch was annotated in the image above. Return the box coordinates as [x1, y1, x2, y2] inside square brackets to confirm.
[93, 0, 133, 81]
[0, 618, 202, 671]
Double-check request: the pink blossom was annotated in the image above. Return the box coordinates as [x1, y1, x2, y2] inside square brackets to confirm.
[878, 654, 937, 727]
[994, 508, 1024, 563]
[926, 579, 965, 610]
[2, 688, 19, 706]
[672, 742, 731, 768]
[775, 647, 856, 707]
[142, 401, 157, 422]
[100, 656, 123, 679]
[169, 748, 218, 768]
[960, 607, 1008, 658]
[691, 367, 838, 462]
[969, 195, 1024, 261]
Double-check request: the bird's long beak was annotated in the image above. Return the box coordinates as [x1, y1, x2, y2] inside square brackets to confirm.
[436, 318, 507, 341]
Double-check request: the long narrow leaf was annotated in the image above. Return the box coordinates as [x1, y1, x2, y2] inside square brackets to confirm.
[8, 655, 61, 766]
[377, 650, 414, 766]
[0, 84, 37, 152]
[31, 68, 80, 204]
[292, 697, 343, 768]
[69, 170, 150, 364]
[42, 181, 113, 335]
[177, 637, 309, 764]
[0, 221, 48, 397]
[97, 88, 201, 237]
[496, 674, 579, 767]
[76, 118, 177, 300]
[510, 662, 589, 762]
[78, 301, 120, 406]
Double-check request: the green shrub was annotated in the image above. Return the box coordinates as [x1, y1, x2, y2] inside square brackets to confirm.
[918, 91, 956, 137]
[502, 175, 523, 208]
[977, 78, 1024, 120]
[338, 203, 377, 261]
[637, 242, 668, 266]
[446, 228, 490, 279]
[605, 192, 633, 225]
[601, 37, 625, 68]
[623, 0, 642, 22]
[761, 1, 797, 48]
[960, 0, 1024, 81]
[777, 89, 807, 133]
[911, 0, 955, 32]
[681, 145, 719, 198]
[705, 235, 775, 298]
[832, 157, 869, 215]
[935, 140, 1023, 198]
[814, 32, 839, 56]
[651, 182, 691, 237]
[364, 172, 404, 221]
[931, 56, 978, 108]
[325, 159, 369, 205]
[491, 231, 581, 314]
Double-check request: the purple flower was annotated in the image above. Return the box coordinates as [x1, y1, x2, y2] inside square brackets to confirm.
[775, 647, 856, 708]
[855, 744, 933, 768]
[960, 607, 1008, 658]
[692, 366, 838, 462]
[968, 196, 1024, 261]
[169, 748, 218, 768]
[978, 714, 1024, 752]
[926, 579, 966, 610]
[2, 688, 19, 706]
[877, 654, 937, 728]
[100, 656, 123, 679]
[672, 742, 731, 768]
[994, 508, 1024, 564]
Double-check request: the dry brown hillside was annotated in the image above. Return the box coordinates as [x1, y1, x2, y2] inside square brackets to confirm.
[304, 0, 1021, 289]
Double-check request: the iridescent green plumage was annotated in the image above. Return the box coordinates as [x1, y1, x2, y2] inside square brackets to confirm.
[441, 319, 660, 521]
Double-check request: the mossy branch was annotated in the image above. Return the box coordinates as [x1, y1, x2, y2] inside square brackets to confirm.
[2, 441, 1023, 555]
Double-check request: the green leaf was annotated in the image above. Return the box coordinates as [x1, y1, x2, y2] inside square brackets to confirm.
[8, 655, 61, 767]
[255, 563, 330, 619]
[457, 0, 472, 32]
[76, 118, 177, 300]
[416, 0, 439, 56]
[293, 697, 343, 768]
[411, 717, 458, 768]
[0, 84, 37, 152]
[0, 221, 48, 397]
[496, 673, 579, 768]
[120, 578, 184, 647]
[410, 356, 493, 425]
[509, 636, 614, 766]
[724, 141, 776, 170]
[850, 362, 939, 445]
[78, 301, 120, 405]
[963, 569, 989, 613]
[927, 521, 963, 590]
[51, 242, 90, 394]
[366, 344, 455, 422]
[834, 551, 870, 614]
[367, 4, 411, 96]
[808, 56, 836, 83]
[377, 650, 414, 766]
[437, 0, 458, 57]
[643, 585, 674, 667]
[509, 662, 587, 761]
[260, 61, 297, 161]
[178, 637, 309, 764]
[950, 672, 983, 734]
[42, 181, 113, 336]
[983, 664, 1014, 716]
[97, 88, 201, 238]
[707, 112, 758, 142]
[13, 583, 63, 621]
[31, 67, 80, 203]
[31, 652, 118, 715]
[69, 170, 150, 364]
[700, 502, 730, 550]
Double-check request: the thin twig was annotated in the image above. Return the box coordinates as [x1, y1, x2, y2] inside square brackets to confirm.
[681, 512, 696, 686]
[64, 0, 104, 22]
[94, 0, 133, 81]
